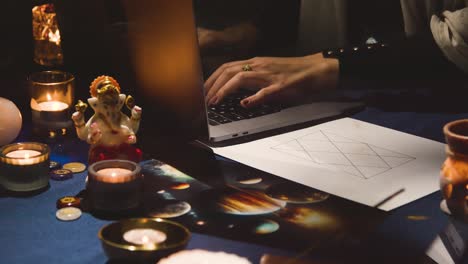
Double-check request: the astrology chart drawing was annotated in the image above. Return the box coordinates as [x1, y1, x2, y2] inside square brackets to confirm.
[271, 130, 416, 179]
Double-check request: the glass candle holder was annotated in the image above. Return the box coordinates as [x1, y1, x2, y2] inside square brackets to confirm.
[0, 142, 50, 192]
[88, 159, 143, 212]
[29, 71, 74, 138]
[32, 3, 64, 66]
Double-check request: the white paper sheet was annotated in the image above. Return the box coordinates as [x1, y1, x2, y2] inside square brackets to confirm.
[212, 118, 446, 211]
[426, 236, 454, 264]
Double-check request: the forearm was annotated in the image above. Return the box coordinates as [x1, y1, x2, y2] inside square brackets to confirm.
[325, 33, 466, 89]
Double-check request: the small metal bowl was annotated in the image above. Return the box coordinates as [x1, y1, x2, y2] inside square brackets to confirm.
[98, 218, 190, 262]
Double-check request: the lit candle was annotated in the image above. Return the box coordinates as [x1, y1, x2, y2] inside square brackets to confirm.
[31, 93, 70, 112]
[123, 228, 167, 245]
[96, 168, 133, 183]
[29, 71, 75, 137]
[87, 160, 142, 211]
[37, 101, 69, 112]
[6, 150, 42, 165]
[0, 142, 50, 192]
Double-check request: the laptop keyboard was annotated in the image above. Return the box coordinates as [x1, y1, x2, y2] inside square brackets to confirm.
[207, 90, 282, 126]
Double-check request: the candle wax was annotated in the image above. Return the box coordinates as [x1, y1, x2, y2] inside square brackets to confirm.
[6, 150, 42, 165]
[37, 101, 68, 111]
[96, 168, 133, 183]
[123, 228, 167, 245]
[6, 150, 41, 158]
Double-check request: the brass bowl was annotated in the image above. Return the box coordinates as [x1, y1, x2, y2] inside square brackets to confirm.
[98, 218, 190, 262]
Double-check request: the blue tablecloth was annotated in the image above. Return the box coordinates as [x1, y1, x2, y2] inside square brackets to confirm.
[1, 107, 467, 263]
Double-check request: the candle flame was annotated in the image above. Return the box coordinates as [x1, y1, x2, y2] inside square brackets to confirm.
[142, 236, 149, 244]
[32, 4, 62, 45]
[48, 29, 61, 45]
[46, 93, 52, 101]
[24, 153, 30, 159]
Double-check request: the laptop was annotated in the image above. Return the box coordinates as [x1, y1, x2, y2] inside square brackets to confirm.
[122, 0, 361, 145]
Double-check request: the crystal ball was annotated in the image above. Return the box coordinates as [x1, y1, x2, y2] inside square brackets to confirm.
[0, 97, 22, 146]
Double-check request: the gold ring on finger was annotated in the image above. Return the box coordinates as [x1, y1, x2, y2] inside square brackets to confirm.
[242, 64, 253, 72]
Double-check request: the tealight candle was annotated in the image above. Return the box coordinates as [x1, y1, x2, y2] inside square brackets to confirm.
[95, 168, 134, 183]
[29, 71, 74, 137]
[87, 160, 142, 212]
[35, 101, 69, 112]
[6, 150, 42, 165]
[0, 142, 50, 192]
[123, 228, 167, 245]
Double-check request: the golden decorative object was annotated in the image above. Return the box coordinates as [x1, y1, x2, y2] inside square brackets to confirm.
[242, 64, 253, 72]
[32, 4, 63, 66]
[75, 100, 88, 113]
[125, 95, 135, 110]
[90, 76, 120, 98]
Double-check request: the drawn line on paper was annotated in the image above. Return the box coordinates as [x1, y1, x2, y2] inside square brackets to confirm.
[271, 130, 416, 180]
[271, 148, 415, 159]
[320, 131, 367, 179]
[367, 140, 392, 168]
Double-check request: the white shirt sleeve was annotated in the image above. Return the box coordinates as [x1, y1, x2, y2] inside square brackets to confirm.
[431, 7, 468, 73]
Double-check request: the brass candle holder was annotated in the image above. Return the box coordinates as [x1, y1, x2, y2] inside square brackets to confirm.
[98, 218, 190, 262]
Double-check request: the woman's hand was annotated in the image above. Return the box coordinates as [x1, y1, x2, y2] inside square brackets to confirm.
[205, 53, 339, 108]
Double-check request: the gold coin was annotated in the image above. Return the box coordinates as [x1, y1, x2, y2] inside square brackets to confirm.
[60, 197, 76, 203]
[63, 162, 87, 173]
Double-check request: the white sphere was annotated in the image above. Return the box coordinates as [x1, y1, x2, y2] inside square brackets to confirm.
[0, 97, 22, 146]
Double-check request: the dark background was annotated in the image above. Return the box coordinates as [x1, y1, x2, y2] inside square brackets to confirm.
[0, 0, 404, 99]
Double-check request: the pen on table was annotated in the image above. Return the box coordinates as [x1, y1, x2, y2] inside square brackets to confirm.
[373, 188, 405, 208]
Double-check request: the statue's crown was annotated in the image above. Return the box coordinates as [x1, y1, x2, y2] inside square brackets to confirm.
[89, 76, 120, 98]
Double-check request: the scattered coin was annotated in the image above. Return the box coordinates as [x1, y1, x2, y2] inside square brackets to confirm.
[56, 196, 81, 209]
[56, 207, 82, 221]
[63, 162, 86, 173]
[50, 169, 73, 181]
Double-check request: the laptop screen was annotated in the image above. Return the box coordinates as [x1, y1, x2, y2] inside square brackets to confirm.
[123, 0, 209, 141]
[122, 0, 300, 142]
[58, 0, 300, 142]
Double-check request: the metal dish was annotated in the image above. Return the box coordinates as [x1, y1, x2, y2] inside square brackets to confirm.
[98, 218, 190, 262]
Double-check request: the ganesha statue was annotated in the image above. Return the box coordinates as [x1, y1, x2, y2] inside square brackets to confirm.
[71, 76, 142, 164]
